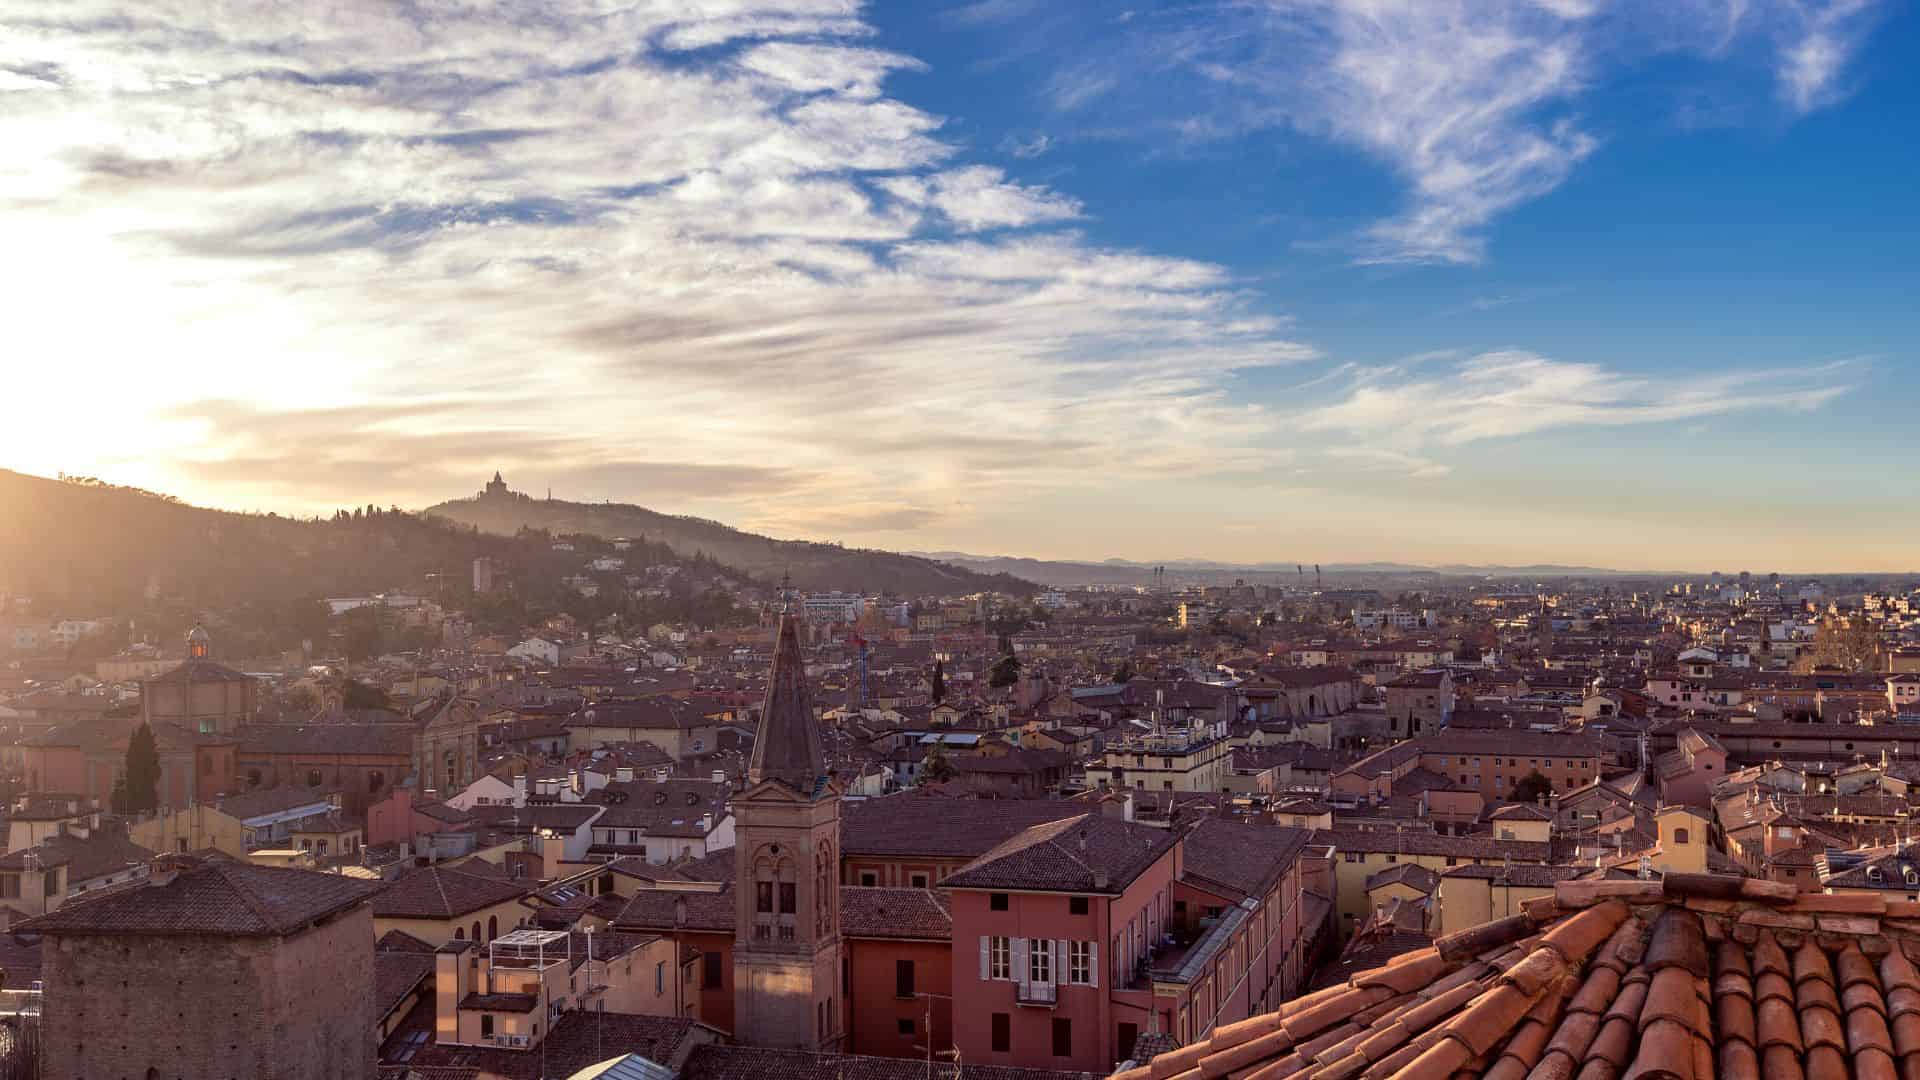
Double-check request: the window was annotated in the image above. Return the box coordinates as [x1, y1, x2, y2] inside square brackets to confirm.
[859, 871, 877, 887]
[899, 1018, 915, 1036]
[992, 1013, 1011, 1053]
[480, 1014, 493, 1039]
[989, 936, 1012, 980]
[779, 882, 797, 915]
[897, 959, 916, 998]
[0, 875, 16, 899]
[1118, 1023, 1139, 1061]
[306, 769, 323, 787]
[990, 893, 1009, 911]
[910, 873, 929, 888]
[1069, 940, 1092, 984]
[1031, 938, 1053, 985]
[1053, 1017, 1073, 1057]
[704, 950, 723, 988]
[1070, 896, 1089, 915]
[1673, 828, 1690, 845]
[657, 961, 666, 994]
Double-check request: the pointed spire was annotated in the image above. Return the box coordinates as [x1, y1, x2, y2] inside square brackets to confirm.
[749, 613, 826, 795]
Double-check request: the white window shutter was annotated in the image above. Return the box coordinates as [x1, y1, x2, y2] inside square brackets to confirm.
[1057, 939, 1068, 985]
[1090, 940, 1099, 988]
[1013, 937, 1028, 994]
[980, 935, 989, 981]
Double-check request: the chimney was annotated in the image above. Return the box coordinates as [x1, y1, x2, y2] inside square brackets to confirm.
[675, 895, 688, 928]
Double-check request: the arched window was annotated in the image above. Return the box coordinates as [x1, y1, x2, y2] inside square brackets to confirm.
[472, 921, 482, 942]
[488, 915, 498, 940]
[306, 769, 323, 788]
[1673, 828, 1690, 845]
[455, 926, 465, 940]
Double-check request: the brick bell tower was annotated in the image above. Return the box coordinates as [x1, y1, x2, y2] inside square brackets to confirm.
[733, 605, 843, 1050]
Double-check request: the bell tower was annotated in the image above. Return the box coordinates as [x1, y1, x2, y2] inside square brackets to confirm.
[733, 610, 843, 1050]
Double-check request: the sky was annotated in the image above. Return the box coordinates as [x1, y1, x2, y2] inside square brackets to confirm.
[0, 0, 1914, 572]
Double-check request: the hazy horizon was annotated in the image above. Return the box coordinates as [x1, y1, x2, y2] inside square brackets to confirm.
[2, 1, 1913, 572]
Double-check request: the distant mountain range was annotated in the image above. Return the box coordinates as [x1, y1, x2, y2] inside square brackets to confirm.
[910, 551, 1649, 587]
[423, 489, 1034, 597]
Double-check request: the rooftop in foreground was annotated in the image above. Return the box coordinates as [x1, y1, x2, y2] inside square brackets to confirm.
[1116, 870, 1920, 1080]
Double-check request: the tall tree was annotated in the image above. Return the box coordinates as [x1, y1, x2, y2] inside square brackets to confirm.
[931, 658, 946, 705]
[123, 722, 162, 814]
[989, 653, 1022, 689]
[919, 742, 957, 786]
[1509, 771, 1552, 805]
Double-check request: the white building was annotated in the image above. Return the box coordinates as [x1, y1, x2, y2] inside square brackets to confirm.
[508, 638, 562, 665]
[800, 592, 865, 623]
[1353, 608, 1434, 631]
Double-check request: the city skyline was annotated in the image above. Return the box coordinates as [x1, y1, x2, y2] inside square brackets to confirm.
[2, 1, 1914, 571]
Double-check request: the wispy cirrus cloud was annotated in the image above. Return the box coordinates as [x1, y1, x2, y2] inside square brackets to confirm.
[0, 0, 1314, 533]
[1299, 351, 1857, 459]
[1029, 0, 1885, 265]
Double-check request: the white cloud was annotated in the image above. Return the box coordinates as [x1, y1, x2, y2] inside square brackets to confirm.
[0, 0, 1313, 528]
[880, 166, 1081, 231]
[1300, 351, 1855, 464]
[1037, 0, 1884, 265]
[1771, 0, 1879, 114]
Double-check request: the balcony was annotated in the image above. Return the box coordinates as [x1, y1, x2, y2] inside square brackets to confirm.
[1015, 981, 1057, 1007]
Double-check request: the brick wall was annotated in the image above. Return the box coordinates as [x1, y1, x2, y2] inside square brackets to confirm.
[42, 905, 374, 1080]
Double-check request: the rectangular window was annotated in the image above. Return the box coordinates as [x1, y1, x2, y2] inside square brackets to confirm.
[480, 1014, 494, 1039]
[992, 1013, 1011, 1053]
[899, 1018, 915, 1036]
[1070, 896, 1089, 916]
[779, 882, 797, 915]
[897, 959, 915, 998]
[990, 892, 1009, 911]
[1053, 1017, 1073, 1057]
[703, 950, 723, 988]
[1031, 938, 1053, 985]
[656, 961, 665, 994]
[989, 936, 1011, 980]
[859, 871, 877, 887]
[756, 881, 773, 914]
[910, 873, 929, 888]
[1069, 941, 1091, 984]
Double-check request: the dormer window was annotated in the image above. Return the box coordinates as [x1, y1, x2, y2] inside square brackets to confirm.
[1869, 867, 1885, 884]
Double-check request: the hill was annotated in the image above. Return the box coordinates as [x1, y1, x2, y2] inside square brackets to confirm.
[423, 485, 1033, 597]
[0, 470, 759, 648]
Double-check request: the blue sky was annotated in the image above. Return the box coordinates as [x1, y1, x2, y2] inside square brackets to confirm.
[0, 1, 1913, 571]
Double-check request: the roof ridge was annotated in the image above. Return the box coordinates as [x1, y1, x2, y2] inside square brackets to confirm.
[211, 862, 287, 934]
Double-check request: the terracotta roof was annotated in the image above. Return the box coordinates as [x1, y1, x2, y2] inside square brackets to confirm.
[146, 658, 254, 686]
[374, 951, 434, 1021]
[611, 886, 737, 932]
[839, 886, 952, 940]
[841, 796, 1086, 859]
[943, 813, 1175, 895]
[1182, 820, 1311, 901]
[1113, 871, 1920, 1080]
[370, 864, 532, 920]
[682, 1045, 1097, 1080]
[23, 860, 379, 938]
